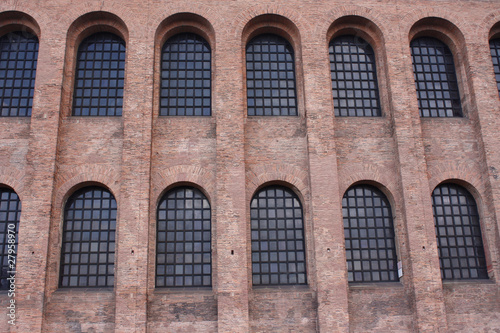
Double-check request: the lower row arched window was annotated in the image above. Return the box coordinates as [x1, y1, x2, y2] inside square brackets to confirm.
[0, 188, 21, 290]
[250, 185, 307, 285]
[156, 186, 212, 287]
[342, 184, 399, 283]
[60, 186, 116, 288]
[431, 183, 488, 280]
[51, 182, 489, 288]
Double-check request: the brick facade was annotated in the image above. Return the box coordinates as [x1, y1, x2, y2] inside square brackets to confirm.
[0, 0, 499, 332]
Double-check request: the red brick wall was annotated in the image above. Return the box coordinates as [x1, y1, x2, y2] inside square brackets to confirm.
[0, 0, 498, 332]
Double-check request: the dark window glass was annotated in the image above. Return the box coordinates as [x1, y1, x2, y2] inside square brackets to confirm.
[0, 188, 21, 290]
[156, 187, 211, 287]
[432, 183, 488, 280]
[246, 34, 298, 116]
[251, 186, 306, 285]
[410, 37, 462, 117]
[60, 187, 116, 287]
[0, 31, 38, 117]
[160, 33, 211, 116]
[329, 35, 381, 117]
[342, 185, 398, 283]
[490, 38, 500, 97]
[72, 33, 125, 116]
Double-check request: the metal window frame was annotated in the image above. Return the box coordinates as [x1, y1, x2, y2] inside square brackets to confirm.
[0, 188, 21, 290]
[432, 183, 488, 280]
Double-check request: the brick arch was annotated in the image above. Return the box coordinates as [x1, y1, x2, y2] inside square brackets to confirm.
[427, 161, 484, 196]
[0, 168, 25, 201]
[316, 5, 390, 45]
[338, 164, 399, 203]
[0, 10, 41, 38]
[54, 165, 120, 211]
[231, 4, 310, 41]
[483, 11, 500, 40]
[401, 10, 467, 45]
[152, 165, 215, 205]
[149, 5, 224, 38]
[66, 11, 129, 46]
[246, 164, 309, 202]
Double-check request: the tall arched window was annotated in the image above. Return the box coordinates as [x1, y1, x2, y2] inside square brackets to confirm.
[60, 186, 116, 288]
[342, 184, 398, 283]
[0, 31, 38, 117]
[490, 38, 500, 97]
[72, 32, 125, 116]
[410, 37, 462, 117]
[160, 33, 211, 116]
[0, 188, 21, 290]
[329, 35, 381, 117]
[251, 185, 306, 285]
[156, 187, 211, 287]
[246, 34, 297, 116]
[432, 183, 488, 280]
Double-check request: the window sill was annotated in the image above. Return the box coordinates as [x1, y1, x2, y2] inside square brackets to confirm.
[349, 281, 403, 290]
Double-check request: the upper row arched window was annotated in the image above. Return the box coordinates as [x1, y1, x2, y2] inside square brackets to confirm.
[246, 34, 298, 116]
[329, 35, 382, 117]
[72, 32, 125, 116]
[0, 31, 38, 117]
[1, 25, 500, 118]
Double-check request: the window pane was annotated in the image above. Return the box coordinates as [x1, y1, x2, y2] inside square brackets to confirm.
[342, 185, 398, 283]
[0, 31, 38, 117]
[156, 187, 211, 287]
[246, 34, 298, 116]
[72, 33, 125, 116]
[329, 35, 381, 117]
[410, 37, 462, 117]
[160, 33, 211, 116]
[432, 183, 488, 280]
[490, 38, 500, 98]
[251, 186, 306, 285]
[60, 187, 116, 287]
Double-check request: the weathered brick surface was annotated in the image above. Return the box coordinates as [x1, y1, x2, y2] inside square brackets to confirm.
[0, 0, 498, 332]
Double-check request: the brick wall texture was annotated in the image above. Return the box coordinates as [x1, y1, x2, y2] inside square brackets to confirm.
[0, 0, 499, 332]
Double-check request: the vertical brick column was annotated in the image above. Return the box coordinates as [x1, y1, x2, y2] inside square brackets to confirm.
[113, 25, 154, 333]
[301, 38, 350, 331]
[14, 31, 65, 332]
[465, 41, 500, 277]
[213, 35, 250, 332]
[384, 34, 448, 331]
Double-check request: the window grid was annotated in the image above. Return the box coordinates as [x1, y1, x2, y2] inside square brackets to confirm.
[490, 38, 500, 97]
[342, 185, 398, 283]
[329, 35, 381, 117]
[156, 187, 211, 287]
[60, 187, 116, 288]
[246, 34, 298, 116]
[251, 186, 307, 285]
[160, 33, 211, 116]
[410, 37, 462, 117]
[72, 33, 125, 116]
[432, 183, 488, 280]
[0, 31, 38, 117]
[0, 189, 20, 290]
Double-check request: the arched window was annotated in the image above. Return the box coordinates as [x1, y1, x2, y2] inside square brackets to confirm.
[410, 37, 462, 117]
[329, 35, 381, 117]
[0, 188, 21, 290]
[72, 32, 125, 116]
[251, 185, 306, 285]
[342, 185, 398, 283]
[246, 34, 297, 116]
[60, 186, 116, 288]
[0, 31, 38, 117]
[156, 187, 211, 287]
[160, 33, 211, 116]
[432, 183, 488, 280]
[490, 38, 500, 97]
